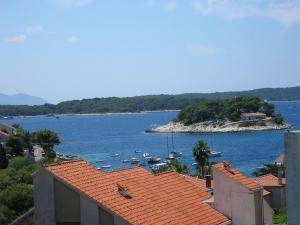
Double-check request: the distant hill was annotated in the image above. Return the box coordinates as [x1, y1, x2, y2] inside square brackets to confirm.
[0, 86, 299, 116]
[0, 93, 47, 105]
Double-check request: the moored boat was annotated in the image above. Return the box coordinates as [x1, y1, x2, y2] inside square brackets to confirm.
[101, 165, 111, 169]
[147, 157, 161, 164]
[209, 151, 222, 157]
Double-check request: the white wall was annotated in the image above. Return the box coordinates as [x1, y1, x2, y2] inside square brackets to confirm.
[33, 169, 55, 225]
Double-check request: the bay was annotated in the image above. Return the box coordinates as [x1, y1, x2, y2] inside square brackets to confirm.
[1, 101, 299, 176]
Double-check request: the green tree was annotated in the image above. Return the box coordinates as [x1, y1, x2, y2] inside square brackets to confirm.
[0, 143, 8, 169]
[31, 130, 60, 158]
[192, 140, 210, 178]
[252, 163, 283, 177]
[0, 183, 33, 217]
[5, 136, 24, 156]
[274, 114, 284, 125]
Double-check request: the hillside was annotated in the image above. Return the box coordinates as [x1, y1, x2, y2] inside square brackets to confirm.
[0, 86, 299, 116]
[0, 93, 47, 105]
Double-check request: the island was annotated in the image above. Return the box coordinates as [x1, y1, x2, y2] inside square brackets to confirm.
[147, 96, 292, 133]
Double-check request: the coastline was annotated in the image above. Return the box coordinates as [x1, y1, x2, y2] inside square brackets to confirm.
[146, 120, 292, 133]
[9, 110, 180, 118]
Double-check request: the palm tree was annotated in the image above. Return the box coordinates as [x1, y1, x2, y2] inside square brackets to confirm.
[192, 140, 211, 178]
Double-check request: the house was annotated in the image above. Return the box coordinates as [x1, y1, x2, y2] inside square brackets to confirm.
[241, 113, 267, 121]
[212, 161, 273, 225]
[284, 130, 300, 225]
[254, 174, 286, 212]
[0, 130, 9, 143]
[0, 123, 16, 135]
[33, 160, 231, 225]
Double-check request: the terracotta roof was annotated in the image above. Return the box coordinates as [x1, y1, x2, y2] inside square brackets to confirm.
[45, 160, 229, 225]
[182, 175, 213, 191]
[254, 174, 286, 187]
[0, 130, 9, 137]
[213, 161, 261, 191]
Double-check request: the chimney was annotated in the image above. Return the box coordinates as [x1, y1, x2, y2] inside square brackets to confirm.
[205, 175, 212, 188]
[253, 187, 263, 225]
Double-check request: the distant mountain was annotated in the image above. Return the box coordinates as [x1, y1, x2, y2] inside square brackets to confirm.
[0, 86, 299, 116]
[0, 93, 47, 105]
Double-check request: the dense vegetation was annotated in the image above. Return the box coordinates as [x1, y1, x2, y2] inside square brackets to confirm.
[0, 86, 299, 116]
[0, 126, 60, 224]
[176, 96, 275, 125]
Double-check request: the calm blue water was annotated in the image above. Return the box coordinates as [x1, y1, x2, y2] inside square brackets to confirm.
[1, 101, 300, 176]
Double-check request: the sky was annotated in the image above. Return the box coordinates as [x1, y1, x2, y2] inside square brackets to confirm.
[0, 0, 299, 103]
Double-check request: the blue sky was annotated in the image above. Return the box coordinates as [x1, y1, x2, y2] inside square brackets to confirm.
[0, 0, 299, 103]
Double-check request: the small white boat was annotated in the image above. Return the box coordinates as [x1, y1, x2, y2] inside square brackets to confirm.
[96, 167, 101, 170]
[101, 165, 111, 169]
[135, 150, 142, 153]
[122, 159, 130, 163]
[170, 151, 182, 157]
[131, 157, 140, 164]
[192, 162, 198, 166]
[209, 151, 222, 157]
[151, 163, 168, 170]
[111, 153, 119, 157]
[143, 152, 151, 158]
[96, 160, 104, 163]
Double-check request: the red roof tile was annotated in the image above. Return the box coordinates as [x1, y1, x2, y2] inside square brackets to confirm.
[213, 161, 261, 191]
[45, 160, 229, 225]
[254, 174, 286, 187]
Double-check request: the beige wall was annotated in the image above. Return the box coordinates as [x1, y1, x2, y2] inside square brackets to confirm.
[213, 168, 272, 225]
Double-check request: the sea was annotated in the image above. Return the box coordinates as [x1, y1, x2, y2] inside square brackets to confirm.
[1, 101, 300, 176]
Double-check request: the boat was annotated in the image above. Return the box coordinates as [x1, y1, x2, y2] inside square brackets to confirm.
[209, 151, 222, 157]
[56, 116, 60, 119]
[192, 162, 198, 166]
[96, 160, 104, 163]
[139, 162, 146, 167]
[101, 165, 111, 169]
[111, 153, 119, 157]
[143, 152, 151, 158]
[122, 159, 130, 163]
[147, 157, 161, 164]
[170, 151, 182, 157]
[96, 167, 101, 170]
[151, 162, 168, 170]
[134, 150, 142, 153]
[131, 157, 140, 164]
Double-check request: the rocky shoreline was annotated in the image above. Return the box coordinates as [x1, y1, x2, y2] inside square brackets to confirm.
[147, 119, 292, 133]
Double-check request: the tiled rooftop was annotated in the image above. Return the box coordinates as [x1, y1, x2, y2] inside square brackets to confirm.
[254, 174, 286, 187]
[213, 161, 261, 191]
[45, 160, 229, 225]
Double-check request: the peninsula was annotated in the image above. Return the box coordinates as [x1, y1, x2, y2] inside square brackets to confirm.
[147, 96, 291, 133]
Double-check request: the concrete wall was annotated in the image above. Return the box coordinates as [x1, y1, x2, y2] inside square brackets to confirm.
[264, 186, 286, 212]
[285, 131, 300, 225]
[213, 169, 256, 225]
[263, 199, 273, 225]
[80, 195, 99, 225]
[33, 169, 55, 225]
[54, 179, 81, 224]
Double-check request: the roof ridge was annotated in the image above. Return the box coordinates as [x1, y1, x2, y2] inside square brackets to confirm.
[104, 165, 143, 173]
[44, 159, 85, 168]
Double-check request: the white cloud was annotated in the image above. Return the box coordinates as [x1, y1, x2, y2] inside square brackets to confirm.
[5, 35, 27, 43]
[54, 0, 92, 7]
[66, 35, 80, 43]
[191, 0, 300, 25]
[25, 25, 44, 33]
[166, 1, 177, 12]
[187, 44, 220, 56]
